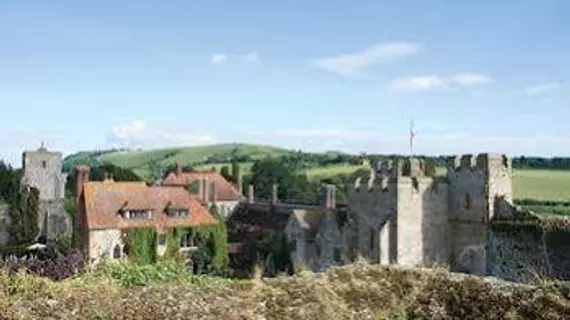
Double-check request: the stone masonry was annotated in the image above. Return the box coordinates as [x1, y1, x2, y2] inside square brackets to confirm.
[346, 153, 514, 276]
[20, 145, 71, 242]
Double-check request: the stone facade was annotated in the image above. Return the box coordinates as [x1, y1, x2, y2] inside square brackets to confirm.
[0, 146, 71, 246]
[346, 153, 513, 275]
[21, 146, 71, 242]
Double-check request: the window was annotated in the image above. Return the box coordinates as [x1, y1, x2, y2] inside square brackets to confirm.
[333, 248, 341, 263]
[42, 161, 47, 168]
[167, 209, 189, 219]
[180, 233, 193, 248]
[158, 234, 166, 246]
[122, 210, 152, 220]
[464, 193, 472, 210]
[113, 245, 122, 259]
[369, 228, 375, 251]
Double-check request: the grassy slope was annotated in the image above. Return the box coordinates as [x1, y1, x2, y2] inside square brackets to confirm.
[64, 143, 570, 202]
[1, 262, 569, 319]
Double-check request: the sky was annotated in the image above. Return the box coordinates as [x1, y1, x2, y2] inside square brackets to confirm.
[1, 0, 569, 166]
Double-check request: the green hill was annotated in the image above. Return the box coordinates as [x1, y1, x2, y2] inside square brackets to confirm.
[63, 143, 293, 180]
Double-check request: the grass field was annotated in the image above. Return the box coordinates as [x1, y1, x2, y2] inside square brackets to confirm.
[64, 143, 570, 203]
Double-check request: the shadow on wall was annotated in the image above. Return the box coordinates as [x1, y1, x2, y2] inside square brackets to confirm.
[421, 177, 451, 269]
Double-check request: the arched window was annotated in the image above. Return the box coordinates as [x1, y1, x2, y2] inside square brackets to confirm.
[113, 244, 122, 259]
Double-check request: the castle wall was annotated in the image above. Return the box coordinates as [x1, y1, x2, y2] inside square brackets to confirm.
[39, 200, 71, 241]
[396, 177, 449, 268]
[348, 180, 397, 263]
[314, 210, 343, 271]
[487, 222, 570, 283]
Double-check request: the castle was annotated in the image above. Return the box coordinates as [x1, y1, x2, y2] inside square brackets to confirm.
[346, 153, 514, 275]
[0, 145, 71, 245]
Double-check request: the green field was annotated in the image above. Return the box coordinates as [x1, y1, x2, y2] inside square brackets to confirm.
[63, 144, 570, 204]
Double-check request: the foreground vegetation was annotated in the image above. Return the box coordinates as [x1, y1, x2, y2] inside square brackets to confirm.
[0, 260, 569, 319]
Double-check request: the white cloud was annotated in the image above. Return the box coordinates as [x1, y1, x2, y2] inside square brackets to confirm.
[108, 120, 218, 149]
[390, 73, 491, 91]
[312, 41, 422, 77]
[452, 73, 491, 86]
[211, 53, 229, 64]
[524, 82, 561, 96]
[211, 51, 259, 65]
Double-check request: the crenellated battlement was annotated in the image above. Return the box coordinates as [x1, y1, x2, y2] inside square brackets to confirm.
[446, 153, 511, 173]
[374, 158, 436, 179]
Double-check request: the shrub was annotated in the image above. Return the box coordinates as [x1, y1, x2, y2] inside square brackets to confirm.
[1, 249, 85, 281]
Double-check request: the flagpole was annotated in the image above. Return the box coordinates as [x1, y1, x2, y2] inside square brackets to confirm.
[409, 118, 414, 157]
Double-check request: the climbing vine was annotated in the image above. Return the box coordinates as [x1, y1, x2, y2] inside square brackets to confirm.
[124, 228, 157, 264]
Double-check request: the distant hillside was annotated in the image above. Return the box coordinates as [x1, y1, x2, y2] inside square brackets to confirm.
[63, 143, 294, 179]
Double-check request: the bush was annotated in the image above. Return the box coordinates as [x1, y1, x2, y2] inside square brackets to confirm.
[97, 259, 190, 288]
[1, 249, 85, 281]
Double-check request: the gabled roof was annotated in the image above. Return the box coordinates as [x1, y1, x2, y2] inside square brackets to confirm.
[162, 171, 244, 201]
[81, 181, 217, 231]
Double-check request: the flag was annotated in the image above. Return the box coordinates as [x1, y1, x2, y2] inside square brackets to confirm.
[409, 120, 417, 152]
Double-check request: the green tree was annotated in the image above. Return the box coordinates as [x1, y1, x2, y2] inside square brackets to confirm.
[220, 165, 232, 182]
[9, 186, 40, 245]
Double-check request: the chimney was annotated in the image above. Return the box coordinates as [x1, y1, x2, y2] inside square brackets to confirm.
[202, 179, 210, 203]
[75, 166, 90, 204]
[271, 184, 278, 204]
[247, 184, 254, 203]
[175, 161, 182, 176]
[236, 166, 243, 195]
[109, 173, 114, 181]
[325, 185, 336, 209]
[325, 185, 331, 209]
[210, 181, 217, 202]
[102, 171, 109, 181]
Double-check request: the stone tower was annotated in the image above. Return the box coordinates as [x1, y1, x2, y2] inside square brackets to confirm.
[20, 144, 70, 242]
[446, 153, 513, 275]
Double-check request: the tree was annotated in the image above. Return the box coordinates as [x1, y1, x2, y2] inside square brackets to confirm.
[220, 165, 232, 182]
[65, 163, 143, 195]
[249, 158, 320, 204]
[9, 186, 40, 245]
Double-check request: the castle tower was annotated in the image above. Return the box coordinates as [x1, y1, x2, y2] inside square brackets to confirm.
[446, 153, 513, 275]
[21, 145, 67, 201]
[20, 145, 70, 242]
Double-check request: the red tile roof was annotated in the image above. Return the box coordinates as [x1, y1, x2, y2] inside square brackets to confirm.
[162, 171, 244, 201]
[81, 180, 218, 232]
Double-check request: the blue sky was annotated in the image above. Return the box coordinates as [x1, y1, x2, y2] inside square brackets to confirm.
[0, 0, 569, 165]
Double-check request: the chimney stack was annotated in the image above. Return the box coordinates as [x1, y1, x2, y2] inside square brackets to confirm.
[325, 185, 336, 209]
[175, 161, 183, 176]
[271, 184, 278, 204]
[202, 179, 210, 203]
[236, 166, 243, 195]
[210, 181, 217, 202]
[75, 166, 91, 204]
[247, 184, 254, 204]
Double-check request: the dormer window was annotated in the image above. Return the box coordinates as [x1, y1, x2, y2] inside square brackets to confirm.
[180, 233, 194, 248]
[121, 209, 152, 220]
[166, 208, 190, 219]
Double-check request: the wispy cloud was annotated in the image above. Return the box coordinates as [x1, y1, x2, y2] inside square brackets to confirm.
[211, 51, 259, 65]
[108, 120, 218, 149]
[312, 41, 422, 77]
[524, 82, 561, 96]
[390, 73, 491, 91]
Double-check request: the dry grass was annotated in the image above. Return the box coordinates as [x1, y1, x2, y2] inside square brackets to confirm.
[0, 262, 569, 319]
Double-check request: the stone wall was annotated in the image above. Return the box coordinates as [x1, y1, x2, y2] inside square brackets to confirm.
[88, 229, 124, 264]
[487, 221, 570, 283]
[39, 199, 71, 241]
[21, 149, 67, 201]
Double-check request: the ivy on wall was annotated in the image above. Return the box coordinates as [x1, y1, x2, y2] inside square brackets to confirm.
[125, 228, 157, 264]
[253, 232, 294, 276]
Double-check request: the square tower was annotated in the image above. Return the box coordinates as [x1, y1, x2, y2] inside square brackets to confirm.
[21, 145, 68, 201]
